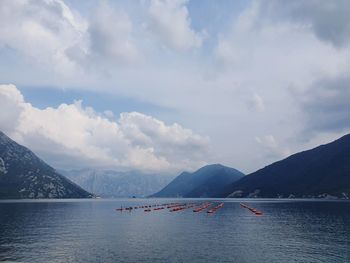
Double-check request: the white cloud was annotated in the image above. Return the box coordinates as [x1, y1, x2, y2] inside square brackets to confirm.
[254, 0, 350, 48]
[0, 0, 87, 77]
[0, 0, 141, 81]
[103, 110, 114, 119]
[255, 135, 290, 160]
[294, 73, 350, 135]
[0, 84, 209, 172]
[88, 1, 140, 64]
[147, 0, 204, 51]
[0, 84, 24, 134]
[248, 93, 265, 112]
[211, 0, 350, 169]
[1, 1, 350, 174]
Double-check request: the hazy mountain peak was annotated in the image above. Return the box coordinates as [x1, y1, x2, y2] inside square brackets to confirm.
[61, 168, 176, 198]
[151, 163, 244, 198]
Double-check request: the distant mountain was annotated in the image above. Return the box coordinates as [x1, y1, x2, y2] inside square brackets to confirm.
[0, 131, 93, 199]
[62, 169, 175, 198]
[221, 134, 350, 199]
[150, 164, 244, 198]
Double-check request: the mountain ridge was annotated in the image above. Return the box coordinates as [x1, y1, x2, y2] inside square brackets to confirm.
[220, 133, 350, 198]
[62, 169, 175, 198]
[150, 163, 244, 198]
[0, 131, 93, 199]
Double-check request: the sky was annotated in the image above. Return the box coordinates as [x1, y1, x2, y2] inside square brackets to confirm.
[1, 0, 350, 175]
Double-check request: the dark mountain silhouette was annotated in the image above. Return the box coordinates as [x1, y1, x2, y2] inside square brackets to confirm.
[151, 164, 244, 198]
[0, 131, 93, 199]
[221, 134, 350, 198]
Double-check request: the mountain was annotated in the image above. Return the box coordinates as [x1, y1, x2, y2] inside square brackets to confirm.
[62, 169, 175, 198]
[150, 164, 244, 198]
[0, 131, 93, 199]
[221, 134, 350, 198]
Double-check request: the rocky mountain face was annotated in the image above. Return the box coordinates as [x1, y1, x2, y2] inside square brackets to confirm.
[221, 134, 350, 199]
[62, 169, 175, 198]
[151, 164, 244, 198]
[0, 131, 93, 199]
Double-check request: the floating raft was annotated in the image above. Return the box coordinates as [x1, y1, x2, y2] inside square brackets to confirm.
[207, 203, 224, 214]
[153, 207, 165, 211]
[115, 202, 225, 215]
[193, 202, 211, 212]
[170, 203, 195, 212]
[240, 203, 263, 216]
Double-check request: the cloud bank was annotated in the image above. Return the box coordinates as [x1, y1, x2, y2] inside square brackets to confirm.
[0, 84, 209, 172]
[295, 74, 350, 135]
[256, 0, 350, 48]
[1, 0, 350, 173]
[0, 0, 87, 77]
[147, 0, 204, 51]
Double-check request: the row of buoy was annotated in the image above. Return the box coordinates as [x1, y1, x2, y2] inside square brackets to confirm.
[193, 202, 211, 213]
[116, 202, 225, 214]
[207, 203, 224, 214]
[170, 203, 196, 212]
[116, 202, 180, 212]
[117, 202, 263, 215]
[240, 203, 263, 216]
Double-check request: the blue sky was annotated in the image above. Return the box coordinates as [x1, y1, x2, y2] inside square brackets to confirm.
[1, 0, 350, 174]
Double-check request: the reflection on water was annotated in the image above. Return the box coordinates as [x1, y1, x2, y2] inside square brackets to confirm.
[0, 199, 349, 263]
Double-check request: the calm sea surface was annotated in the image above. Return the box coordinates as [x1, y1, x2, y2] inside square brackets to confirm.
[0, 199, 349, 263]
